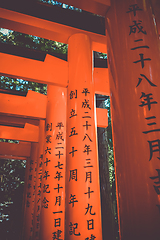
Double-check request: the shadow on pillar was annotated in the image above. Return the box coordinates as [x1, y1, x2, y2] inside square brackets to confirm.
[96, 96, 119, 240]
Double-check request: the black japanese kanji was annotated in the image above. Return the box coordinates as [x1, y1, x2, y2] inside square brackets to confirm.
[46, 123, 52, 131]
[54, 184, 63, 193]
[42, 197, 49, 208]
[148, 139, 160, 161]
[54, 171, 63, 181]
[45, 147, 51, 154]
[139, 92, 157, 110]
[84, 187, 94, 199]
[46, 135, 52, 143]
[136, 74, 157, 87]
[82, 99, 91, 110]
[55, 151, 63, 159]
[82, 88, 90, 96]
[43, 170, 50, 180]
[56, 122, 64, 130]
[129, 20, 147, 35]
[55, 161, 63, 169]
[126, 4, 142, 16]
[55, 196, 61, 206]
[43, 184, 50, 193]
[56, 132, 64, 141]
[69, 222, 81, 236]
[69, 194, 78, 207]
[52, 229, 62, 240]
[69, 127, 78, 137]
[83, 121, 91, 130]
[83, 145, 92, 155]
[69, 109, 77, 118]
[70, 90, 77, 99]
[44, 158, 51, 166]
[69, 169, 77, 181]
[54, 218, 61, 227]
[87, 219, 94, 230]
[69, 147, 77, 157]
[85, 203, 96, 215]
[85, 171, 92, 183]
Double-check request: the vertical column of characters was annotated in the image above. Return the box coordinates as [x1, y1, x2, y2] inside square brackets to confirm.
[66, 33, 102, 240]
[40, 85, 66, 240]
[126, 1, 160, 231]
[81, 87, 98, 240]
[105, 0, 160, 238]
[52, 119, 65, 239]
[33, 120, 45, 239]
[22, 143, 38, 240]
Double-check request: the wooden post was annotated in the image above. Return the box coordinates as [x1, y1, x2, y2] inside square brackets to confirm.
[66, 33, 102, 240]
[40, 85, 66, 240]
[33, 120, 45, 239]
[105, 0, 160, 239]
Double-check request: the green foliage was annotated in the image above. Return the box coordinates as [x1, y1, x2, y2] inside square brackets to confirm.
[0, 158, 26, 239]
[0, 159, 26, 203]
[0, 28, 68, 53]
[0, 76, 47, 94]
[38, 0, 82, 11]
[99, 52, 107, 59]
[105, 98, 113, 148]
[103, 97, 114, 187]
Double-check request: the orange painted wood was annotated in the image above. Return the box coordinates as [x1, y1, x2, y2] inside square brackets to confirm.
[106, 0, 160, 239]
[0, 90, 47, 119]
[0, 141, 31, 157]
[0, 96, 107, 133]
[96, 108, 108, 128]
[0, 53, 68, 87]
[40, 85, 66, 240]
[0, 53, 109, 96]
[0, 123, 39, 142]
[66, 33, 102, 239]
[0, 8, 107, 53]
[94, 68, 110, 96]
[33, 120, 45, 240]
[0, 115, 39, 127]
[0, 155, 28, 160]
[94, 0, 110, 4]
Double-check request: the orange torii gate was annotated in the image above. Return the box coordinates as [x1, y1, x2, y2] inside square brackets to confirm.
[0, 90, 46, 239]
[0, 87, 108, 240]
[1, 0, 160, 239]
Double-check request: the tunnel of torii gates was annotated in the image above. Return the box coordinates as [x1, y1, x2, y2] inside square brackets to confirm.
[0, 0, 160, 239]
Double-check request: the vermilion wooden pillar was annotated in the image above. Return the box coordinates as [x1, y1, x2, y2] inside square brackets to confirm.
[33, 120, 45, 240]
[66, 33, 102, 240]
[105, 0, 160, 239]
[40, 85, 66, 240]
[22, 142, 38, 240]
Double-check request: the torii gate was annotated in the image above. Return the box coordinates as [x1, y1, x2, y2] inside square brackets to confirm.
[0, 87, 108, 240]
[0, 0, 160, 240]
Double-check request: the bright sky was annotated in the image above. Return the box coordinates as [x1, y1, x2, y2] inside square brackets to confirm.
[0, 28, 13, 35]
